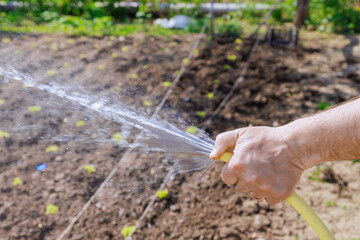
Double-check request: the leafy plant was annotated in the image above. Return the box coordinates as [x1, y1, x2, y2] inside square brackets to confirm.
[112, 53, 118, 58]
[196, 111, 206, 118]
[121, 46, 129, 52]
[0, 130, 10, 138]
[213, 79, 220, 85]
[12, 177, 23, 186]
[227, 54, 237, 61]
[130, 73, 138, 79]
[76, 120, 85, 127]
[2, 38, 10, 43]
[63, 62, 70, 67]
[98, 65, 105, 70]
[352, 159, 360, 164]
[46, 204, 59, 215]
[326, 200, 337, 207]
[121, 225, 136, 238]
[143, 100, 151, 106]
[207, 92, 214, 99]
[83, 164, 95, 174]
[29, 106, 42, 113]
[186, 126, 197, 134]
[47, 69, 56, 76]
[182, 58, 189, 64]
[155, 189, 169, 199]
[112, 133, 123, 142]
[162, 81, 172, 87]
[67, 39, 75, 44]
[46, 145, 59, 152]
[143, 65, 148, 70]
[0, 99, 5, 105]
[318, 102, 332, 110]
[224, 64, 231, 70]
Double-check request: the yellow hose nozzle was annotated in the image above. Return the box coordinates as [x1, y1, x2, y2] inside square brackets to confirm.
[219, 151, 335, 240]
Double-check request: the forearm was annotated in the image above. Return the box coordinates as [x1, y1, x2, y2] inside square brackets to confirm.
[284, 98, 360, 169]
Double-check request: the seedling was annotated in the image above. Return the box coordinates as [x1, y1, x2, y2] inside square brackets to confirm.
[341, 205, 348, 210]
[326, 200, 337, 207]
[22, 84, 28, 88]
[352, 159, 360, 164]
[197, 111, 206, 118]
[235, 38, 243, 44]
[79, 54, 87, 59]
[121, 226, 135, 238]
[112, 53, 118, 58]
[143, 100, 151, 106]
[169, 41, 178, 46]
[114, 86, 121, 91]
[224, 64, 231, 70]
[121, 46, 129, 52]
[193, 49, 199, 55]
[14, 50, 21, 55]
[143, 65, 148, 70]
[98, 65, 105, 70]
[2, 38, 11, 43]
[107, 41, 112, 46]
[94, 44, 99, 49]
[12, 177, 23, 186]
[207, 92, 214, 99]
[67, 39, 75, 44]
[112, 133, 123, 142]
[46, 204, 59, 215]
[175, 70, 180, 75]
[235, 46, 241, 50]
[36, 164, 47, 171]
[182, 58, 189, 64]
[160, 47, 166, 52]
[207, 36, 212, 41]
[308, 165, 325, 182]
[318, 102, 332, 110]
[130, 73, 138, 79]
[0, 130, 10, 138]
[29, 106, 42, 113]
[186, 126, 197, 134]
[155, 189, 169, 199]
[214, 79, 220, 84]
[133, 42, 138, 47]
[63, 62, 70, 67]
[83, 164, 95, 174]
[162, 81, 172, 87]
[45, 37, 52, 42]
[0, 99, 5, 105]
[227, 54, 237, 61]
[31, 43, 38, 48]
[46, 145, 59, 152]
[50, 45, 57, 50]
[47, 69, 56, 76]
[76, 120, 85, 127]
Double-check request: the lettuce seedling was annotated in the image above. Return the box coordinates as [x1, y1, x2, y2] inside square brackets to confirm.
[22, 84, 28, 88]
[112, 53, 118, 58]
[162, 81, 172, 87]
[98, 65, 105, 70]
[79, 54, 87, 59]
[227, 55, 237, 61]
[197, 111, 206, 118]
[31, 43, 38, 48]
[352, 159, 360, 164]
[193, 49, 199, 55]
[114, 86, 121, 91]
[169, 41, 178, 46]
[143, 100, 151, 106]
[235, 38, 243, 44]
[29, 106, 42, 113]
[46, 204, 59, 215]
[235, 46, 241, 50]
[46, 145, 59, 152]
[112, 133, 123, 142]
[326, 200, 337, 207]
[207, 93, 214, 99]
[76, 120, 85, 127]
[2, 38, 10, 43]
[182, 58, 189, 64]
[175, 70, 180, 75]
[94, 44, 99, 49]
[143, 65, 148, 70]
[0, 99, 5, 105]
[318, 102, 332, 110]
[0, 131, 10, 138]
[47, 69, 56, 76]
[186, 126, 197, 134]
[50, 45, 57, 50]
[121, 47, 129, 52]
[63, 62, 70, 67]
[155, 189, 169, 199]
[12, 177, 23, 186]
[45, 37, 52, 42]
[214, 79, 220, 84]
[67, 39, 75, 44]
[83, 165, 95, 174]
[224, 64, 231, 70]
[121, 225, 135, 238]
[131, 73, 138, 79]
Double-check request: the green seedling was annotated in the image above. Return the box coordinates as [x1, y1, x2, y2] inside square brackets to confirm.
[0, 130, 10, 138]
[214, 79, 220, 84]
[76, 120, 85, 127]
[14, 50, 21, 55]
[162, 81, 172, 87]
[143, 100, 151, 106]
[130, 73, 138, 79]
[193, 49, 199, 55]
[160, 47, 166, 52]
[121, 46, 129, 52]
[318, 102, 332, 110]
[169, 41, 178, 46]
[182, 58, 189, 64]
[45, 37, 52, 42]
[121, 225, 135, 238]
[46, 204, 59, 215]
[83, 164, 95, 174]
[12, 177, 23, 186]
[155, 189, 169, 199]
[341, 205, 348, 210]
[235, 46, 241, 50]
[46, 145, 59, 153]
[47, 69, 56, 76]
[67, 39, 75, 44]
[79, 54, 87, 59]
[143, 65, 148, 70]
[326, 200, 337, 207]
[29, 106, 42, 113]
[352, 159, 360, 164]
[207, 92, 214, 99]
[63, 62, 70, 67]
[227, 54, 237, 61]
[112, 53, 118, 58]
[107, 41, 112, 46]
[98, 65, 105, 70]
[308, 165, 326, 182]
[2, 38, 11, 43]
[196, 111, 206, 118]
[112, 133, 123, 142]
[94, 44, 99, 49]
[31, 43, 38, 48]
[235, 38, 243, 44]
[50, 45, 57, 50]
[133, 42, 138, 47]
[186, 126, 197, 134]
[22, 84, 28, 88]
[0, 99, 5, 105]
[224, 64, 231, 70]
[114, 86, 121, 91]
[207, 36, 212, 41]
[175, 70, 180, 75]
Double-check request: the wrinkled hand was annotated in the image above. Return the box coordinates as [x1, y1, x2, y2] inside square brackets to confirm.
[210, 126, 304, 204]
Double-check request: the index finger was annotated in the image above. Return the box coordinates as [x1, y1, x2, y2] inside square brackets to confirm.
[210, 128, 247, 160]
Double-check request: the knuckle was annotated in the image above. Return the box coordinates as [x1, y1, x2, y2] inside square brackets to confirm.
[215, 133, 226, 142]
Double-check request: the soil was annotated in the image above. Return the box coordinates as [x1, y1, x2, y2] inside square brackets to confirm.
[0, 31, 360, 240]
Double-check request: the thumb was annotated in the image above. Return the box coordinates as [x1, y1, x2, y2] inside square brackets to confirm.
[210, 128, 247, 159]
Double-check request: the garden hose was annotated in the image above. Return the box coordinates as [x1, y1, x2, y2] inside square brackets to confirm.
[219, 152, 335, 240]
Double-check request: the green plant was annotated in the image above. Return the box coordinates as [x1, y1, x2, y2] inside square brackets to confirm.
[47, 69, 56, 76]
[0, 99, 5, 105]
[227, 54, 237, 61]
[121, 225, 136, 238]
[46, 145, 59, 152]
[207, 92, 214, 99]
[29, 106, 42, 113]
[197, 111, 206, 118]
[83, 164, 96, 174]
[113, 133, 123, 142]
[224, 64, 231, 70]
[155, 189, 169, 199]
[0, 130, 10, 139]
[326, 200, 337, 207]
[186, 126, 197, 134]
[214, 79, 220, 84]
[46, 204, 59, 215]
[318, 102, 332, 110]
[162, 81, 172, 87]
[76, 120, 85, 127]
[143, 100, 151, 106]
[12, 177, 23, 186]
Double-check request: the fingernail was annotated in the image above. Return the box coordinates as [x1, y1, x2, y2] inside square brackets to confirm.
[210, 148, 216, 158]
[227, 184, 231, 187]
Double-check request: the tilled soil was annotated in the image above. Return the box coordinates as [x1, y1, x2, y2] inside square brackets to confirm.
[0, 31, 360, 240]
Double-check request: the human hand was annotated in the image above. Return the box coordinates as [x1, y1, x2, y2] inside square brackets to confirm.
[210, 126, 304, 204]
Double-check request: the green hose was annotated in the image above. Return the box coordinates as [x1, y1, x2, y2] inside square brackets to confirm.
[219, 152, 335, 240]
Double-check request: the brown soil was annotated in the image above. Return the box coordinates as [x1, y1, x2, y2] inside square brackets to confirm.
[0, 31, 360, 240]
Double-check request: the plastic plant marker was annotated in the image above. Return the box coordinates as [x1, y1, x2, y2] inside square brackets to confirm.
[235, 46, 241, 50]
[46, 204, 59, 215]
[112, 53, 118, 58]
[112, 133, 123, 142]
[143, 100, 151, 106]
[182, 58, 189, 64]
[29, 106, 42, 113]
[36, 164, 47, 171]
[193, 49, 199, 55]
[155, 189, 169, 199]
[227, 54, 237, 61]
[12, 177, 23, 186]
[121, 226, 135, 238]
[224, 64, 231, 70]
[130, 73, 138, 79]
[143, 65, 148, 70]
[121, 46, 129, 52]
[46, 145, 59, 153]
[235, 38, 243, 44]
[2, 38, 11, 43]
[50, 45, 57, 50]
[0, 99, 5, 105]
[98, 65, 105, 70]
[162, 81, 172, 87]
[67, 39, 75, 44]
[63, 62, 70, 67]
[0, 130, 10, 138]
[207, 92, 214, 99]
[197, 111, 206, 118]
[76, 120, 85, 127]
[214, 79, 220, 84]
[47, 69, 56, 76]
[186, 126, 197, 134]
[83, 165, 95, 174]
